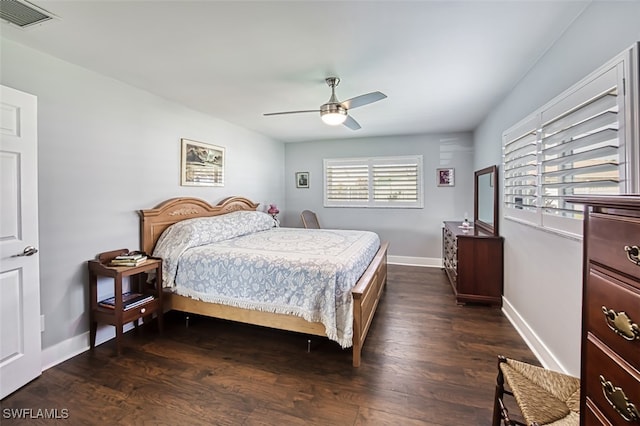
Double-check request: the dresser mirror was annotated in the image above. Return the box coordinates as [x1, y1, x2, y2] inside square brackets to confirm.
[474, 165, 498, 235]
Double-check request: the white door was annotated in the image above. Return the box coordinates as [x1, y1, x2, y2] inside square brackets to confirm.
[0, 85, 41, 399]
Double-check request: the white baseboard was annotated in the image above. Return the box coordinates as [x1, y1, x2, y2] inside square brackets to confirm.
[501, 297, 570, 374]
[388, 255, 441, 268]
[41, 323, 135, 371]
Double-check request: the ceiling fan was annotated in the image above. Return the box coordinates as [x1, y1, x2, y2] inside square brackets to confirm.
[263, 77, 387, 130]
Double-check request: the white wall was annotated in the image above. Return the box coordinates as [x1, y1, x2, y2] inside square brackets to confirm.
[474, 1, 640, 375]
[284, 133, 474, 265]
[0, 39, 285, 364]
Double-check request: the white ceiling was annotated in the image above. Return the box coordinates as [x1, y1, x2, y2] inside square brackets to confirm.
[1, 0, 589, 142]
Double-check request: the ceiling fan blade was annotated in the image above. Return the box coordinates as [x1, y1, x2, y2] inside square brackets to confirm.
[341, 91, 387, 110]
[263, 110, 319, 116]
[343, 115, 361, 130]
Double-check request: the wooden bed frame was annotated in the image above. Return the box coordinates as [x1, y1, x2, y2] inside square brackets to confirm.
[139, 196, 388, 367]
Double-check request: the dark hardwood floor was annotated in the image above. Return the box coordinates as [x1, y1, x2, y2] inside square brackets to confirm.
[1, 265, 537, 425]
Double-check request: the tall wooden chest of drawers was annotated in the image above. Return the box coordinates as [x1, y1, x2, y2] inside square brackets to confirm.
[568, 196, 640, 425]
[442, 221, 503, 306]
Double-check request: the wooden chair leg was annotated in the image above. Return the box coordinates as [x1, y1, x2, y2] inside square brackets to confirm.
[493, 385, 504, 426]
[493, 356, 530, 426]
[493, 355, 509, 426]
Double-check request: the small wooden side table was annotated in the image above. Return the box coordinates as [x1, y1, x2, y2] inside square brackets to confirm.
[88, 248, 163, 355]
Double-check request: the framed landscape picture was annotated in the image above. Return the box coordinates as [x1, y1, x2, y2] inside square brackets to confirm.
[181, 138, 225, 186]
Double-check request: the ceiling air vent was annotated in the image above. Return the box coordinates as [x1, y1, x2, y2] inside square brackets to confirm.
[0, 0, 58, 29]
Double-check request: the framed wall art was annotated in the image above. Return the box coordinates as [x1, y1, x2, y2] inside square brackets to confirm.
[296, 172, 309, 188]
[437, 168, 455, 187]
[181, 138, 225, 187]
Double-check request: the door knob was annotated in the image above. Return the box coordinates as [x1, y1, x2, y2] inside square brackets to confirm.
[16, 246, 38, 257]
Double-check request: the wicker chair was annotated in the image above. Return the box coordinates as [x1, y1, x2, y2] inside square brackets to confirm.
[301, 210, 320, 229]
[492, 356, 580, 426]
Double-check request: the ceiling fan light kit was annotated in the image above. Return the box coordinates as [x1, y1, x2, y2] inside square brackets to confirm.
[264, 76, 386, 130]
[320, 104, 347, 125]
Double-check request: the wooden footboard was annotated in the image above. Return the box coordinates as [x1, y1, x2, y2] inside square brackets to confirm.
[351, 241, 388, 367]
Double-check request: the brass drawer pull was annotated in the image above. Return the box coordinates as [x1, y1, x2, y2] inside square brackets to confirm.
[600, 375, 640, 422]
[625, 245, 640, 266]
[602, 306, 640, 341]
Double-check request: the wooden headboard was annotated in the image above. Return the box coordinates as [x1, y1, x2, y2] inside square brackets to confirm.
[139, 196, 259, 254]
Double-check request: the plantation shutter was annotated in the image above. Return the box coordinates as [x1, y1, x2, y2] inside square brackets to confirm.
[324, 156, 423, 208]
[502, 47, 635, 236]
[503, 118, 539, 220]
[324, 162, 369, 204]
[372, 159, 420, 204]
[540, 65, 624, 222]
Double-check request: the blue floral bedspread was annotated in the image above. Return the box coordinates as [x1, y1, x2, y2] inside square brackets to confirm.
[153, 212, 380, 347]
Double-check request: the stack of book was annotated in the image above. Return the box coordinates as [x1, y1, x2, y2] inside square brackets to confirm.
[99, 291, 154, 310]
[109, 251, 147, 267]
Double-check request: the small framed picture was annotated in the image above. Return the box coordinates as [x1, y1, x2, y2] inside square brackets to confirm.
[437, 168, 455, 187]
[296, 172, 309, 188]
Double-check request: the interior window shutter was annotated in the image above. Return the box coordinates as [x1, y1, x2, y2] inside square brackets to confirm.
[503, 127, 538, 211]
[540, 64, 624, 225]
[324, 155, 423, 208]
[503, 116, 539, 224]
[372, 157, 421, 206]
[324, 160, 369, 206]
[502, 44, 636, 237]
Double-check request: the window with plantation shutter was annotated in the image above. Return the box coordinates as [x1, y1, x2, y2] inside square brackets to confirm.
[540, 70, 622, 231]
[325, 161, 369, 203]
[503, 118, 538, 224]
[502, 45, 638, 237]
[324, 155, 423, 208]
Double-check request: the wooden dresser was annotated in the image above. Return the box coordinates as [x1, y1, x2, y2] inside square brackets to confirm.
[567, 196, 640, 425]
[442, 221, 503, 306]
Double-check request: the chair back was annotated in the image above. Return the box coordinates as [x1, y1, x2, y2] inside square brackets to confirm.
[301, 210, 320, 229]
